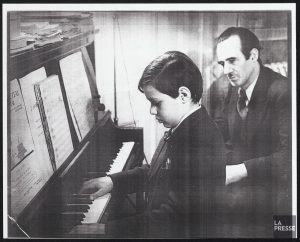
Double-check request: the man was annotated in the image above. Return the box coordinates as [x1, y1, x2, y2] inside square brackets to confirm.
[215, 27, 291, 236]
[78, 51, 226, 238]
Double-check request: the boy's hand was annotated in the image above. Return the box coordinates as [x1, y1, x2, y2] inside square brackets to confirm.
[79, 176, 113, 200]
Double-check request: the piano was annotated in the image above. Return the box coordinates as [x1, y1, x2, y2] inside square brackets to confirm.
[15, 111, 144, 238]
[8, 16, 144, 238]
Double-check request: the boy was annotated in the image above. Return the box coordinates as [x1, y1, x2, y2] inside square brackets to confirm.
[79, 51, 226, 238]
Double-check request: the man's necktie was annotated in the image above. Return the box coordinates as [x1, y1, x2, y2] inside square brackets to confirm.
[237, 88, 248, 120]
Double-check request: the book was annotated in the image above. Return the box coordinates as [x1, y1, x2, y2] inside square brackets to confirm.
[10, 77, 51, 218]
[9, 79, 35, 170]
[10, 43, 34, 55]
[34, 75, 74, 169]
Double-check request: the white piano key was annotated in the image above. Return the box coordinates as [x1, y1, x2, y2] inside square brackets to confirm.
[81, 193, 111, 224]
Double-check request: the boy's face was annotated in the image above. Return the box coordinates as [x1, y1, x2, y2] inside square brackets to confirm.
[217, 35, 254, 89]
[143, 85, 183, 128]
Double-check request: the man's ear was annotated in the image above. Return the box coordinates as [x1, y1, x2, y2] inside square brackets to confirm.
[178, 86, 191, 103]
[249, 48, 259, 62]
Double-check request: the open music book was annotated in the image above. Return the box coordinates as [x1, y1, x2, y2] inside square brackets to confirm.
[34, 75, 74, 170]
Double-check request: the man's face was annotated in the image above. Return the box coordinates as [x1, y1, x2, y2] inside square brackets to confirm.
[143, 85, 182, 128]
[217, 35, 254, 89]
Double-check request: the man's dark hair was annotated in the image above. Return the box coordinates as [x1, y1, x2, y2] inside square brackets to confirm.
[217, 27, 262, 64]
[138, 51, 203, 103]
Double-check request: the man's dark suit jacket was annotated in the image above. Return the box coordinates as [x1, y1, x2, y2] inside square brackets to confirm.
[106, 106, 226, 238]
[215, 65, 291, 236]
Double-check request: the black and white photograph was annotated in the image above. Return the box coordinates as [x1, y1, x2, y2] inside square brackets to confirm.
[3, 3, 297, 238]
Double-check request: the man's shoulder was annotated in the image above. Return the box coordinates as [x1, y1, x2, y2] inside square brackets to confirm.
[262, 66, 288, 83]
[262, 66, 289, 95]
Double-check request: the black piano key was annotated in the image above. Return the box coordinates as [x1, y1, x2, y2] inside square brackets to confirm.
[60, 212, 86, 222]
[63, 204, 89, 213]
[51, 194, 90, 206]
[68, 197, 93, 204]
[85, 171, 107, 179]
[71, 194, 91, 199]
[61, 211, 86, 216]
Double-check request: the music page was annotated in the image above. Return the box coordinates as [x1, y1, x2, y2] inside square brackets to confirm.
[19, 67, 54, 178]
[36, 75, 74, 169]
[59, 51, 95, 140]
[10, 151, 46, 217]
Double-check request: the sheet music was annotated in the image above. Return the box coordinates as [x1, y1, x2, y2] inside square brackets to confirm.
[36, 75, 74, 168]
[19, 67, 54, 178]
[9, 79, 34, 170]
[67, 95, 82, 143]
[59, 51, 95, 140]
[10, 151, 46, 217]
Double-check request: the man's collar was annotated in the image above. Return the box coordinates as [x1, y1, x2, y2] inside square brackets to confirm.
[239, 74, 259, 104]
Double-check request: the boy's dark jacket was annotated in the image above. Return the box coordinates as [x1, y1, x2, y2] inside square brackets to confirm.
[107, 106, 226, 238]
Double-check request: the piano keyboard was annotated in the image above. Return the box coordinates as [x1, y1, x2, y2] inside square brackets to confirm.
[64, 141, 135, 229]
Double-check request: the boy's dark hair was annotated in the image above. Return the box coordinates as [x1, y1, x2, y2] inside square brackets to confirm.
[138, 51, 203, 103]
[217, 27, 262, 64]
